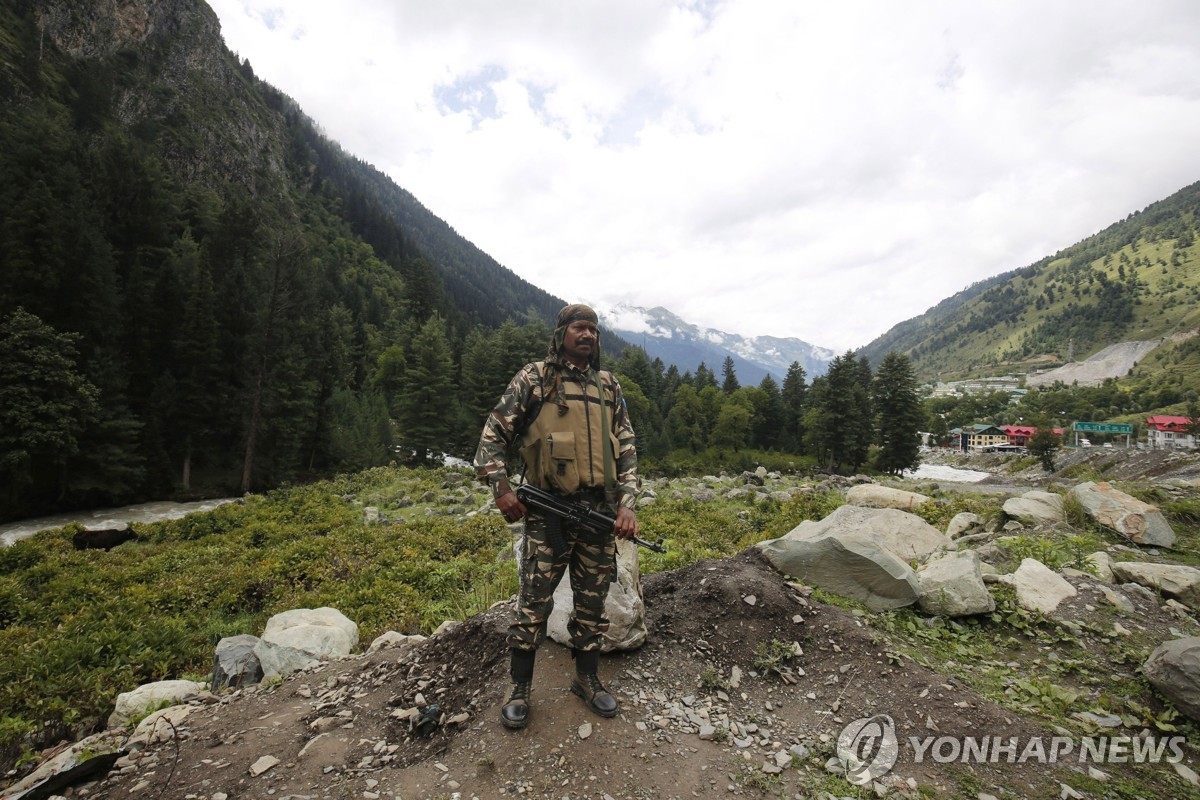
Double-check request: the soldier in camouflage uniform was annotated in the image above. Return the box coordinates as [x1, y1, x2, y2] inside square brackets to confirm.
[474, 304, 640, 730]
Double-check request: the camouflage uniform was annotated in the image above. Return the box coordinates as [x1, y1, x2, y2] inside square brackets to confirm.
[474, 320, 638, 654]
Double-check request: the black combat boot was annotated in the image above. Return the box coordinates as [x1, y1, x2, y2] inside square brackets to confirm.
[501, 648, 536, 729]
[570, 649, 619, 718]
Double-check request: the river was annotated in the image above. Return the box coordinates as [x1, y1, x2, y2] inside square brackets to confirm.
[902, 463, 993, 483]
[0, 498, 240, 547]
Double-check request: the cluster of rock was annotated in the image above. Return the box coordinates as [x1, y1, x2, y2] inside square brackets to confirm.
[753, 479, 1200, 723]
[638, 469, 826, 507]
[5, 607, 438, 798]
[618, 664, 879, 788]
[484, 467, 1200, 727]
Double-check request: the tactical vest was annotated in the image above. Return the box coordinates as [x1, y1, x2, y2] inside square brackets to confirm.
[518, 362, 618, 496]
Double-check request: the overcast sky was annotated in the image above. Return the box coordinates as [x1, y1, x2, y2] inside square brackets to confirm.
[208, 0, 1200, 352]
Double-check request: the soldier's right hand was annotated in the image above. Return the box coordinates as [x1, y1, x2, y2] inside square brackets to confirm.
[496, 491, 527, 523]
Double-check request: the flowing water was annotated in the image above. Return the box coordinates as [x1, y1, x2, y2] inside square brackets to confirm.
[902, 463, 993, 483]
[0, 498, 239, 547]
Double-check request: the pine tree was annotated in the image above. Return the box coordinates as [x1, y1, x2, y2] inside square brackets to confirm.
[397, 315, 457, 463]
[660, 364, 682, 419]
[327, 388, 393, 470]
[618, 347, 656, 400]
[872, 352, 922, 475]
[780, 362, 808, 453]
[169, 247, 222, 488]
[459, 328, 497, 423]
[612, 371, 660, 451]
[0, 309, 100, 516]
[399, 252, 446, 323]
[848, 355, 874, 470]
[806, 352, 870, 472]
[649, 357, 666, 406]
[241, 234, 306, 492]
[754, 375, 785, 450]
[712, 401, 752, 452]
[666, 384, 705, 453]
[721, 356, 740, 394]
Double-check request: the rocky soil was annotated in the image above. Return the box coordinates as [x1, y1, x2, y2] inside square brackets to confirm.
[1025, 341, 1164, 388]
[32, 554, 1088, 800]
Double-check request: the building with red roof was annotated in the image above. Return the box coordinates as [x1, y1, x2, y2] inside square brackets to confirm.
[1145, 416, 1197, 450]
[999, 425, 1065, 447]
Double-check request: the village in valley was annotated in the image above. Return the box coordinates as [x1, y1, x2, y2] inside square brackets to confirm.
[946, 416, 1195, 454]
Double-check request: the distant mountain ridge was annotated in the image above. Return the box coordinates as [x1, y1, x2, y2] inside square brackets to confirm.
[858, 179, 1200, 384]
[595, 302, 835, 384]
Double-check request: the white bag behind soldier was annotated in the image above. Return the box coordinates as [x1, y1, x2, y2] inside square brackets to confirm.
[513, 535, 647, 651]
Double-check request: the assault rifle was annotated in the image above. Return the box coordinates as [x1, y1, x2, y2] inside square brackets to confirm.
[514, 484, 667, 554]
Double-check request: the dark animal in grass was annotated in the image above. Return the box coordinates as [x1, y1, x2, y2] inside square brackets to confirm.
[72, 527, 139, 551]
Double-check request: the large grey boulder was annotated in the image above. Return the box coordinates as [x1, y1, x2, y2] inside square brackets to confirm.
[1068, 482, 1176, 547]
[756, 535, 919, 611]
[777, 504, 951, 563]
[916, 550, 995, 617]
[253, 607, 359, 678]
[515, 537, 647, 652]
[1110, 562, 1200, 608]
[845, 484, 930, 511]
[1144, 637, 1200, 722]
[1002, 491, 1065, 526]
[753, 504, 952, 610]
[1012, 558, 1077, 615]
[212, 634, 263, 691]
[108, 679, 207, 727]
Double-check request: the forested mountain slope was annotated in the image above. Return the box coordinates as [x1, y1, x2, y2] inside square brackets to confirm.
[859, 180, 1200, 384]
[0, 0, 610, 521]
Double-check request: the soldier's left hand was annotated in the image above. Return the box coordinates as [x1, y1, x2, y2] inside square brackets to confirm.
[613, 506, 638, 540]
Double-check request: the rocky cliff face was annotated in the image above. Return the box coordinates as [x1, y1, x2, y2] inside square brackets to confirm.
[37, 0, 159, 58]
[35, 0, 289, 195]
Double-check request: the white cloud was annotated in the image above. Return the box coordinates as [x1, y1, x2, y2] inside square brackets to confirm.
[209, 0, 1200, 351]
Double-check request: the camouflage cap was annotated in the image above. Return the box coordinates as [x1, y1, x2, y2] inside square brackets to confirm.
[555, 304, 598, 329]
[547, 303, 601, 368]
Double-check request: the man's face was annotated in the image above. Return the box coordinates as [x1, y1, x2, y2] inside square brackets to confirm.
[562, 320, 598, 366]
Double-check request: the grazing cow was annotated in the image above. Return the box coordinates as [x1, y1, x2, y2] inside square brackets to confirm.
[72, 527, 139, 551]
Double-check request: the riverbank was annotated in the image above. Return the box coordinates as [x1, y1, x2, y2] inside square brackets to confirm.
[920, 445, 1200, 486]
[0, 498, 240, 547]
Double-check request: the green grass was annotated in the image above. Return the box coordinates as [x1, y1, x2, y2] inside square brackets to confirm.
[0, 467, 518, 765]
[0, 465, 844, 769]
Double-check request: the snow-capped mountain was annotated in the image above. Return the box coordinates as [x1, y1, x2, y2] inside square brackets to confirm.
[595, 302, 835, 385]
